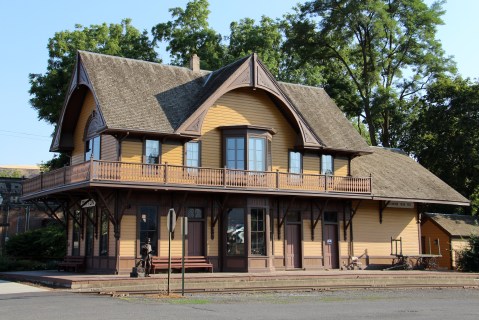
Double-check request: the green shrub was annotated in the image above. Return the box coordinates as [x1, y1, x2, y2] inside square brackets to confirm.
[0, 256, 59, 272]
[456, 234, 479, 272]
[5, 223, 66, 260]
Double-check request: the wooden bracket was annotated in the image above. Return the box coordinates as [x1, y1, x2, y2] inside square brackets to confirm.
[211, 195, 229, 239]
[379, 200, 390, 224]
[344, 200, 361, 241]
[311, 199, 329, 241]
[278, 197, 296, 240]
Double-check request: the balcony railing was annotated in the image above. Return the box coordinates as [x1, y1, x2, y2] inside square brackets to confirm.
[22, 160, 372, 196]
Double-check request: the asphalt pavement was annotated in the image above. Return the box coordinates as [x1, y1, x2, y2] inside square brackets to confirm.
[0, 286, 478, 320]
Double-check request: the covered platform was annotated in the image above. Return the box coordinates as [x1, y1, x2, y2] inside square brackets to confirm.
[1, 270, 478, 294]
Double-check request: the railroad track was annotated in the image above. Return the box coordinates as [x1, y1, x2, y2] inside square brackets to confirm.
[92, 283, 479, 297]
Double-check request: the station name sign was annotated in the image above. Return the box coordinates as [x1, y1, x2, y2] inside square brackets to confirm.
[387, 201, 414, 209]
[80, 199, 96, 208]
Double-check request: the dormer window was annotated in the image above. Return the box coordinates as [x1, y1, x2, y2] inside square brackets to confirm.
[220, 125, 275, 171]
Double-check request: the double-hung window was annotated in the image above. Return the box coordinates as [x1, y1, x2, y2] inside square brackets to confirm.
[248, 137, 266, 171]
[85, 136, 100, 161]
[226, 137, 245, 170]
[145, 140, 160, 164]
[186, 141, 200, 167]
[222, 125, 275, 172]
[321, 155, 333, 175]
[289, 151, 302, 174]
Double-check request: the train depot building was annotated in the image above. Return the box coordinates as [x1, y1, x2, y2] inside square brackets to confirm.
[21, 52, 469, 274]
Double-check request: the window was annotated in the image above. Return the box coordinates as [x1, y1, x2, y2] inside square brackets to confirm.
[251, 208, 266, 255]
[324, 212, 338, 223]
[248, 137, 266, 171]
[99, 209, 109, 256]
[145, 140, 160, 164]
[289, 151, 302, 174]
[187, 207, 204, 219]
[222, 126, 274, 172]
[139, 206, 158, 255]
[226, 137, 245, 170]
[226, 208, 245, 256]
[321, 155, 333, 175]
[185, 141, 200, 167]
[85, 208, 95, 256]
[72, 210, 81, 256]
[85, 136, 100, 160]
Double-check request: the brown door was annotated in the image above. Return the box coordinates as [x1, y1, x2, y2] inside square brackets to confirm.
[188, 220, 204, 256]
[286, 224, 301, 269]
[323, 224, 339, 269]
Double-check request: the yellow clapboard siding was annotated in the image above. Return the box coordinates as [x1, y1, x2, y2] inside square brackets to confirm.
[159, 216, 183, 256]
[201, 89, 297, 171]
[162, 142, 183, 165]
[274, 219, 284, 256]
[71, 91, 96, 165]
[207, 217, 219, 256]
[119, 215, 136, 256]
[339, 221, 349, 258]
[121, 140, 142, 163]
[353, 200, 419, 257]
[303, 219, 322, 255]
[334, 157, 349, 176]
[303, 154, 319, 175]
[101, 134, 118, 161]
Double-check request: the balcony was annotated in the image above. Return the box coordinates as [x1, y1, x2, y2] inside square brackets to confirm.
[22, 160, 372, 198]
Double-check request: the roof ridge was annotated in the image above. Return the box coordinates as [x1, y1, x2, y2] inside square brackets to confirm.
[78, 50, 209, 74]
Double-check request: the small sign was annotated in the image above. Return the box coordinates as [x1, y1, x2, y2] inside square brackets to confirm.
[80, 199, 96, 208]
[326, 239, 333, 245]
[388, 201, 414, 209]
[167, 208, 176, 232]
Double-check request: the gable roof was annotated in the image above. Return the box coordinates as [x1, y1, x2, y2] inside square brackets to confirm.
[352, 147, 470, 206]
[424, 213, 479, 237]
[52, 51, 370, 153]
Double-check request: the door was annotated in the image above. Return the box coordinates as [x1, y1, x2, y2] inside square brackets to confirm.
[286, 224, 301, 269]
[187, 220, 204, 256]
[323, 224, 339, 269]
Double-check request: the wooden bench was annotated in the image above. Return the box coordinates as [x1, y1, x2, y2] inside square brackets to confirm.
[57, 256, 85, 273]
[151, 256, 213, 273]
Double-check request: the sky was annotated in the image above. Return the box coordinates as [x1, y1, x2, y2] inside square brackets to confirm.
[0, 0, 477, 166]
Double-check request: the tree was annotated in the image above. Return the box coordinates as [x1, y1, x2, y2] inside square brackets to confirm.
[29, 19, 159, 126]
[0, 169, 22, 178]
[404, 76, 479, 215]
[283, 0, 454, 147]
[227, 16, 283, 76]
[456, 234, 479, 272]
[152, 0, 225, 70]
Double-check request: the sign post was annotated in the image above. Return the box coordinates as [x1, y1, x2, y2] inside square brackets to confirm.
[181, 216, 188, 296]
[166, 208, 176, 295]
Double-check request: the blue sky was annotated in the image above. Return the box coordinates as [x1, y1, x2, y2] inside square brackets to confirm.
[0, 0, 477, 166]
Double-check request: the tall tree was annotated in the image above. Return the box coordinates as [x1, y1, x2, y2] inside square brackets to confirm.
[404, 76, 479, 215]
[152, 0, 225, 70]
[284, 0, 454, 147]
[29, 19, 159, 126]
[227, 16, 283, 75]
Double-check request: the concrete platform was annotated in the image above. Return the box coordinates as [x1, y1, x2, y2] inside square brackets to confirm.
[1, 270, 478, 293]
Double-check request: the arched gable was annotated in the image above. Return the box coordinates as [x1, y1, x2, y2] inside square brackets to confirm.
[176, 54, 323, 149]
[51, 54, 106, 152]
